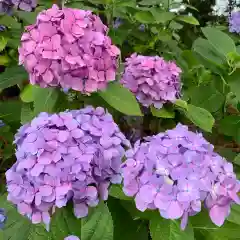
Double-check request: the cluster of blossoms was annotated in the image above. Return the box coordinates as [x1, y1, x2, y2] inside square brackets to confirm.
[0, 120, 4, 128]
[19, 4, 120, 94]
[0, 208, 6, 229]
[120, 54, 181, 109]
[0, 0, 36, 13]
[121, 124, 240, 229]
[229, 11, 240, 34]
[65, 236, 80, 240]
[6, 106, 130, 228]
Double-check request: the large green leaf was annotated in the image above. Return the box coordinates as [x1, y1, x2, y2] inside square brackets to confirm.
[134, 11, 155, 23]
[192, 38, 226, 66]
[202, 27, 236, 56]
[99, 82, 142, 116]
[0, 35, 8, 52]
[0, 195, 82, 240]
[109, 185, 132, 201]
[0, 100, 22, 122]
[15, 10, 38, 24]
[234, 154, 240, 166]
[33, 87, 59, 115]
[176, 15, 199, 25]
[21, 103, 34, 124]
[226, 70, 240, 102]
[219, 116, 240, 143]
[151, 106, 175, 118]
[185, 104, 215, 132]
[20, 84, 36, 103]
[0, 15, 21, 29]
[108, 198, 148, 240]
[227, 205, 240, 226]
[149, 214, 194, 240]
[0, 66, 28, 89]
[151, 10, 175, 23]
[81, 202, 113, 240]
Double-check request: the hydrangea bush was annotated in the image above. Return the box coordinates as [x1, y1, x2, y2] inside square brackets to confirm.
[0, 1, 240, 240]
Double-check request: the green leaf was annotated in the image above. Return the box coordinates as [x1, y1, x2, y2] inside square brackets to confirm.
[0, 55, 11, 66]
[151, 106, 175, 118]
[0, 15, 21, 29]
[138, 0, 163, 5]
[20, 84, 36, 103]
[174, 99, 188, 110]
[228, 204, 240, 226]
[151, 10, 175, 23]
[99, 82, 142, 116]
[185, 104, 215, 132]
[21, 103, 34, 124]
[33, 87, 59, 115]
[189, 85, 225, 113]
[109, 185, 132, 200]
[149, 214, 194, 240]
[134, 11, 155, 23]
[15, 11, 38, 24]
[226, 70, 240, 102]
[81, 202, 113, 240]
[234, 154, 240, 166]
[0, 194, 82, 240]
[0, 66, 28, 89]
[219, 116, 240, 143]
[108, 198, 148, 240]
[192, 38, 226, 66]
[0, 100, 22, 122]
[0, 36, 8, 52]
[202, 27, 236, 56]
[175, 15, 199, 25]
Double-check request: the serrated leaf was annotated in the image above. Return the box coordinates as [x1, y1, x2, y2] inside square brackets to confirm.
[134, 11, 155, 23]
[20, 84, 35, 103]
[185, 104, 215, 132]
[0, 66, 28, 89]
[99, 82, 142, 116]
[81, 202, 113, 240]
[176, 15, 199, 25]
[33, 87, 59, 115]
[174, 99, 188, 110]
[151, 106, 175, 118]
[0, 15, 21, 29]
[149, 214, 194, 240]
[109, 185, 132, 200]
[21, 103, 34, 124]
[202, 27, 236, 56]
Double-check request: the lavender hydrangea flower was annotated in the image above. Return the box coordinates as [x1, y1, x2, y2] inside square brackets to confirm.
[113, 17, 122, 29]
[12, 0, 37, 12]
[120, 53, 182, 109]
[19, 4, 120, 94]
[139, 24, 145, 31]
[0, 0, 12, 14]
[65, 236, 80, 240]
[0, 208, 6, 229]
[121, 124, 240, 229]
[0, 120, 5, 127]
[6, 106, 130, 228]
[229, 11, 240, 33]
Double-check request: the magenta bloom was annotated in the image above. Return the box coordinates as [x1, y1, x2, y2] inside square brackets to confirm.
[19, 5, 120, 94]
[120, 54, 181, 109]
[6, 106, 130, 228]
[121, 124, 240, 229]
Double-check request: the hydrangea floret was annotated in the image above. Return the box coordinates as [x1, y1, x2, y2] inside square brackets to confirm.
[229, 11, 240, 34]
[65, 236, 80, 240]
[120, 53, 181, 109]
[19, 4, 120, 94]
[0, 0, 36, 13]
[121, 124, 240, 229]
[6, 106, 130, 229]
[0, 208, 6, 229]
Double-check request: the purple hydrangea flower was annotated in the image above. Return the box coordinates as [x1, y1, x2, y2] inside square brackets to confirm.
[6, 106, 130, 228]
[121, 124, 240, 229]
[0, 0, 12, 14]
[65, 236, 80, 240]
[229, 11, 240, 34]
[120, 53, 182, 109]
[0, 208, 6, 229]
[19, 4, 120, 94]
[139, 24, 145, 31]
[12, 0, 37, 12]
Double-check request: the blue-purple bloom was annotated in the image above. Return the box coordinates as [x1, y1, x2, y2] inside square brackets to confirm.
[229, 11, 240, 33]
[0, 0, 37, 13]
[65, 236, 80, 240]
[0, 208, 6, 229]
[0, 120, 5, 128]
[6, 106, 130, 228]
[139, 24, 145, 31]
[113, 17, 123, 29]
[121, 124, 240, 229]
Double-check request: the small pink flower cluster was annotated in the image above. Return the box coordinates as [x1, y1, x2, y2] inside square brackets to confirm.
[19, 5, 120, 94]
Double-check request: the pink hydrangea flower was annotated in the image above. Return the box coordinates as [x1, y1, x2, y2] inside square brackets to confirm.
[6, 106, 130, 228]
[121, 124, 240, 229]
[19, 5, 120, 94]
[120, 54, 181, 109]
